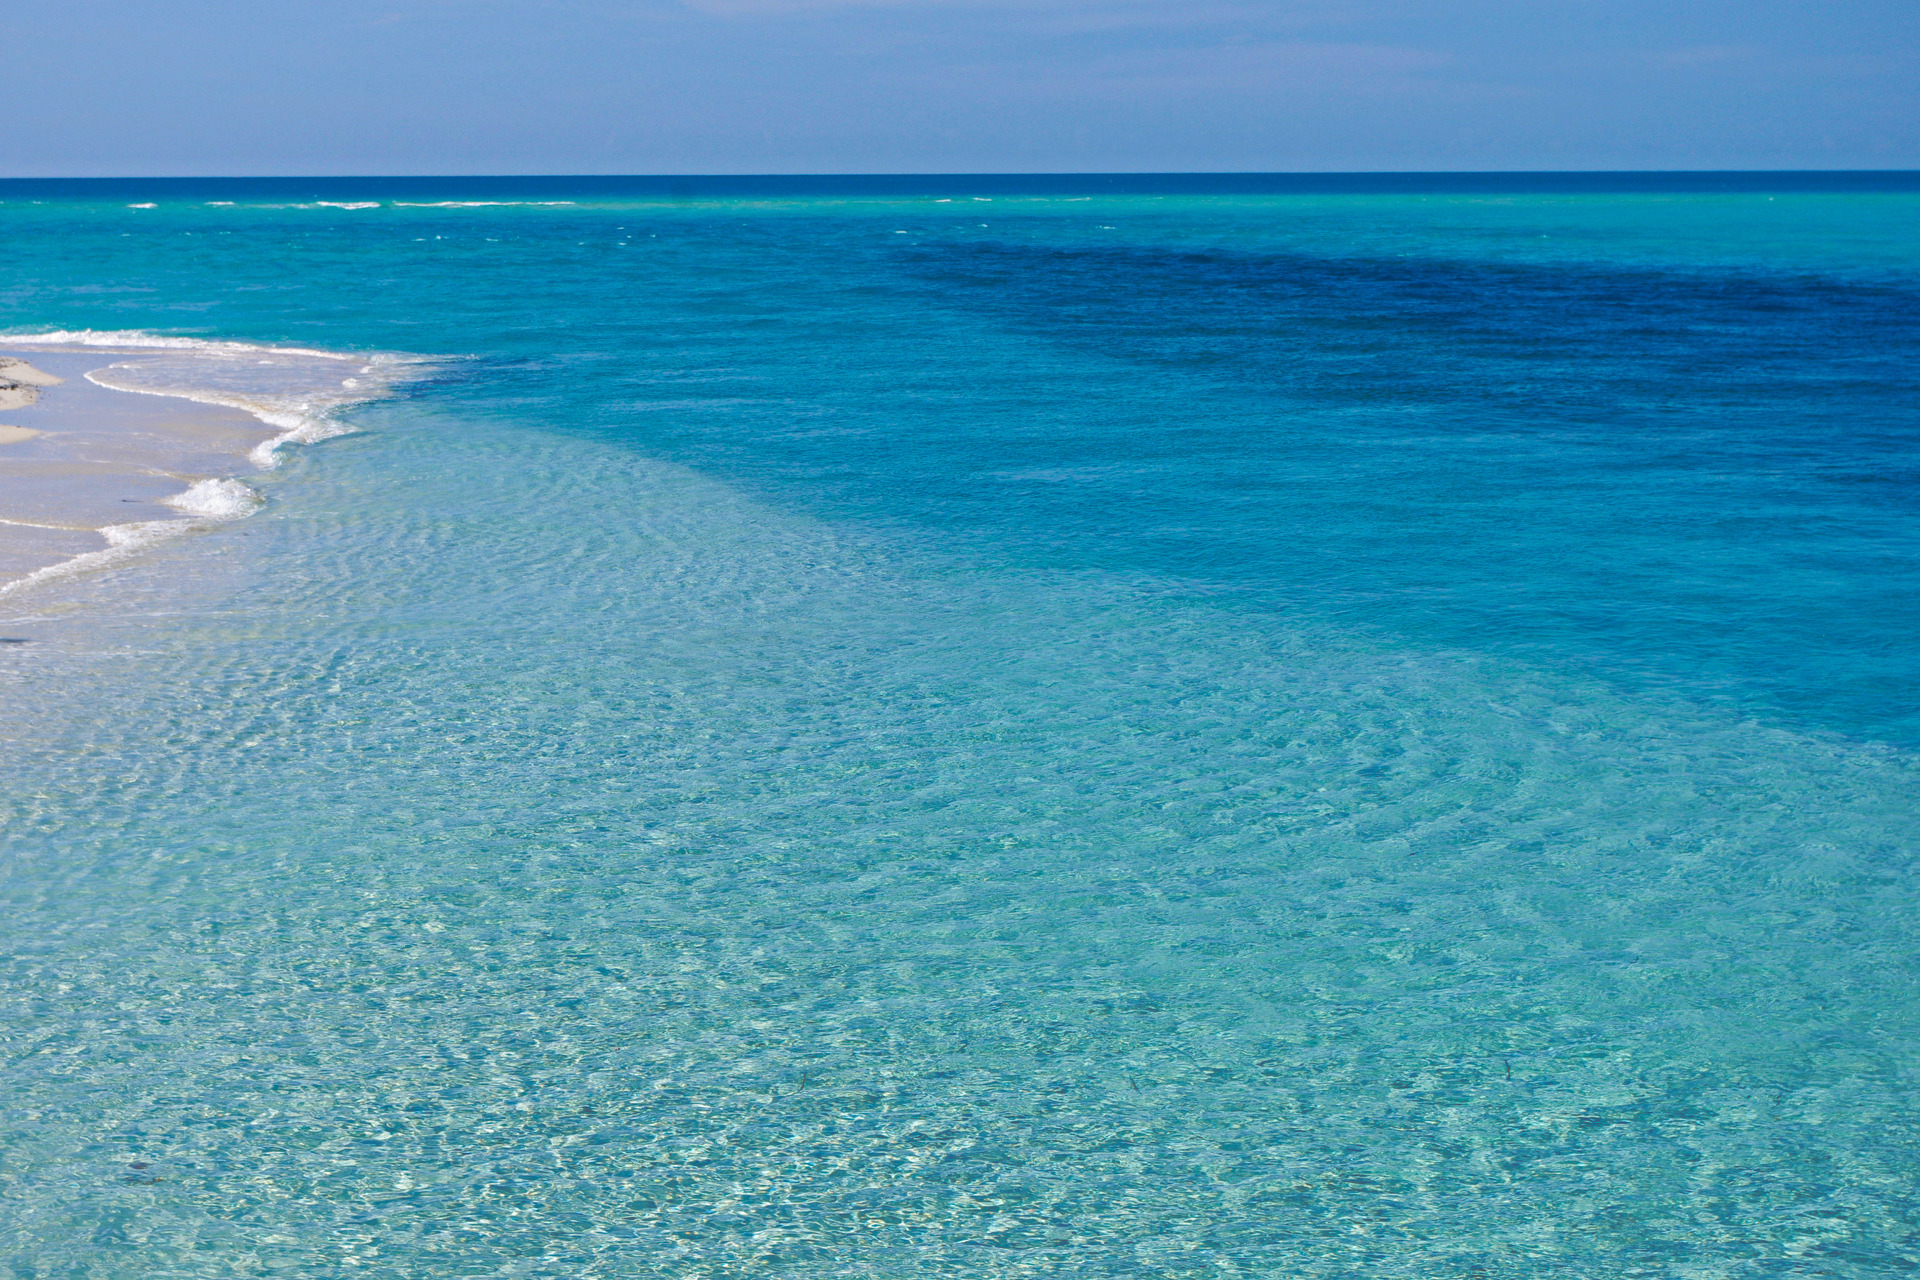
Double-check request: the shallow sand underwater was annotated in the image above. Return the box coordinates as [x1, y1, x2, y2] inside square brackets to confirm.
[0, 338, 422, 605]
[1, 176, 1917, 1278]
[0, 350, 270, 589]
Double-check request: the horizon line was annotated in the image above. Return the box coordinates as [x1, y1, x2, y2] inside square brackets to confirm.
[4, 167, 1920, 181]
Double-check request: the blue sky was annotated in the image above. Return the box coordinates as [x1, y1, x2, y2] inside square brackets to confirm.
[4, 0, 1915, 174]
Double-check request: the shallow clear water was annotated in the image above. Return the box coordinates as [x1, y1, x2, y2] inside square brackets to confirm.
[2, 175, 1918, 1277]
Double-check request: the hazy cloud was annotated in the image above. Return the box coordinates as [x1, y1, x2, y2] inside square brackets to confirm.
[0, 0, 1914, 172]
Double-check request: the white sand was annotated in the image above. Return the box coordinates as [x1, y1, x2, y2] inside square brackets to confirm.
[0, 357, 63, 411]
[0, 350, 277, 596]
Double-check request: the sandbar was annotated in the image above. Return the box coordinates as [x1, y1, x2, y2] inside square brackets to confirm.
[0, 357, 63, 411]
[0, 350, 278, 594]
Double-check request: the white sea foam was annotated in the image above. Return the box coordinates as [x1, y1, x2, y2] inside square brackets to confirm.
[0, 331, 428, 601]
[4, 329, 354, 359]
[161, 477, 265, 520]
[313, 202, 380, 210]
[0, 481, 259, 601]
[6, 330, 430, 468]
[391, 201, 578, 207]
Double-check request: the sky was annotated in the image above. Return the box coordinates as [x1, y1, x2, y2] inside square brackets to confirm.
[2, 0, 1916, 175]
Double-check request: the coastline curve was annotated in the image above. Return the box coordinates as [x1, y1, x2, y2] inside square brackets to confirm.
[0, 330, 431, 604]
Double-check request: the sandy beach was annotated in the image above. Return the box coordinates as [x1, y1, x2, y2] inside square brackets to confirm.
[0, 349, 278, 597]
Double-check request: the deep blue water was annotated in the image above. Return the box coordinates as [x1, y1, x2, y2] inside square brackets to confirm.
[2, 175, 1918, 1277]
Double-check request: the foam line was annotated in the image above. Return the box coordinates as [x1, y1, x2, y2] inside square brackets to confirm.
[6, 329, 432, 469]
[4, 329, 358, 360]
[0, 478, 266, 602]
[0, 330, 430, 602]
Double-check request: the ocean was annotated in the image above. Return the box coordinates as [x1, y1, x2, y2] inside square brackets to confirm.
[1, 173, 1917, 1277]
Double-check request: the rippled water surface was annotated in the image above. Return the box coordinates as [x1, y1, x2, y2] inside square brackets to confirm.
[2, 174, 1918, 1278]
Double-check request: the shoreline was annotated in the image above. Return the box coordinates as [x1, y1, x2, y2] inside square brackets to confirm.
[0, 335, 419, 607]
[0, 350, 274, 602]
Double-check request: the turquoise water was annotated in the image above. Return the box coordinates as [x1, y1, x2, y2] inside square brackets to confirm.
[2, 175, 1919, 1277]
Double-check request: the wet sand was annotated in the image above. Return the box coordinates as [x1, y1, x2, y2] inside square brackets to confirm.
[0, 350, 277, 594]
